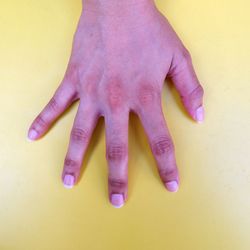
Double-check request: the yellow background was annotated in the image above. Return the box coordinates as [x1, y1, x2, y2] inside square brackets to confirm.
[0, 0, 250, 249]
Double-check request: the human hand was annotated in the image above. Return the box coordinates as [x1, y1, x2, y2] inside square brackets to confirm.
[28, 0, 204, 208]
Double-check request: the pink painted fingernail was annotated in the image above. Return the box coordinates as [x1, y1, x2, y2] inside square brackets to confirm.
[195, 106, 205, 123]
[63, 174, 75, 189]
[111, 194, 124, 208]
[27, 129, 38, 141]
[165, 181, 179, 192]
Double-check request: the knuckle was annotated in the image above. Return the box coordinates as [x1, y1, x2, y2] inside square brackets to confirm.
[106, 79, 124, 111]
[180, 48, 192, 62]
[159, 168, 178, 181]
[174, 48, 192, 72]
[47, 97, 59, 112]
[170, 48, 193, 77]
[107, 143, 127, 162]
[188, 85, 204, 100]
[137, 83, 160, 106]
[65, 63, 79, 83]
[109, 178, 127, 189]
[64, 158, 80, 171]
[34, 115, 47, 129]
[151, 135, 174, 156]
[71, 128, 89, 143]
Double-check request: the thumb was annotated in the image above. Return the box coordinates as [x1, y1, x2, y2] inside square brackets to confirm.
[168, 49, 205, 123]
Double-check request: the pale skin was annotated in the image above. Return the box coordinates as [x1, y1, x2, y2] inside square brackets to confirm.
[28, 0, 204, 208]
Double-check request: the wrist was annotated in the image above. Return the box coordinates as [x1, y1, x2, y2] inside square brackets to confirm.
[82, 0, 155, 16]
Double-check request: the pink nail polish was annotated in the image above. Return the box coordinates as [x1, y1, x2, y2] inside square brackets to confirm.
[63, 174, 75, 189]
[111, 194, 124, 208]
[28, 129, 38, 141]
[196, 106, 205, 123]
[165, 181, 179, 192]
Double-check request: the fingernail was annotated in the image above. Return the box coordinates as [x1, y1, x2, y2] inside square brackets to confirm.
[165, 181, 179, 192]
[111, 194, 124, 208]
[27, 129, 38, 141]
[195, 106, 205, 123]
[63, 174, 75, 189]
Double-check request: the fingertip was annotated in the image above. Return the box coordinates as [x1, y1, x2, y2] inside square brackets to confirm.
[27, 129, 39, 141]
[110, 193, 125, 208]
[195, 106, 205, 123]
[165, 181, 179, 192]
[63, 174, 75, 189]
